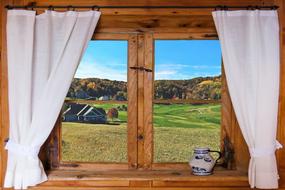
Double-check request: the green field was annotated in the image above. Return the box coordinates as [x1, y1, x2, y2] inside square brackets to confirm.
[61, 103, 221, 162]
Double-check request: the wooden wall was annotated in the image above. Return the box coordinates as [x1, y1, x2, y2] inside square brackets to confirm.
[1, 0, 285, 189]
[276, 0, 285, 187]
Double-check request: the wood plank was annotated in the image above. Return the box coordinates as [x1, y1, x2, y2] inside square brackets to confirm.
[89, 9, 214, 16]
[59, 163, 128, 171]
[143, 33, 153, 169]
[30, 187, 278, 190]
[21, 8, 216, 16]
[25, 0, 276, 7]
[275, 0, 285, 179]
[92, 33, 130, 40]
[96, 15, 216, 33]
[129, 180, 152, 187]
[45, 169, 247, 181]
[137, 34, 145, 169]
[41, 180, 129, 187]
[220, 64, 235, 169]
[128, 34, 138, 169]
[152, 163, 190, 170]
[221, 63, 249, 172]
[49, 117, 61, 168]
[153, 33, 218, 40]
[39, 117, 60, 169]
[31, 169, 249, 188]
[279, 170, 285, 187]
[232, 115, 249, 172]
[0, 1, 3, 188]
[152, 180, 248, 187]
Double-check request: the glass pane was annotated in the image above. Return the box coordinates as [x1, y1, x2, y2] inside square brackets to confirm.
[61, 40, 128, 162]
[154, 40, 221, 162]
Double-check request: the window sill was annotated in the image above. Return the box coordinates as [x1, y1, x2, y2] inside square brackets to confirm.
[35, 169, 249, 188]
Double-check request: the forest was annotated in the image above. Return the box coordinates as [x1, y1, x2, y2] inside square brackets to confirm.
[67, 75, 221, 100]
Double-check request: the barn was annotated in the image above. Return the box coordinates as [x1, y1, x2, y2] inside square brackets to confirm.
[62, 103, 107, 124]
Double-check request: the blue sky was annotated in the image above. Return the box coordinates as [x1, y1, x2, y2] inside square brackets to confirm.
[75, 40, 221, 81]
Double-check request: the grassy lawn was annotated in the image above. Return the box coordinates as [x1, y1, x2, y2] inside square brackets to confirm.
[153, 103, 220, 162]
[61, 103, 221, 162]
[61, 123, 127, 162]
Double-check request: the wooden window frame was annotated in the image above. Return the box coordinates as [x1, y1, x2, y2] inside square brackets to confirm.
[41, 33, 138, 171]
[2, 0, 284, 188]
[137, 33, 249, 171]
[41, 32, 249, 173]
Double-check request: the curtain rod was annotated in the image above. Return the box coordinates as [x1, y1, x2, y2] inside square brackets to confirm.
[5, 5, 279, 11]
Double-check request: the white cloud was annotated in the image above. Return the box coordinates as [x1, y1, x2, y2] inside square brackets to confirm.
[156, 70, 177, 75]
[155, 70, 177, 80]
[75, 60, 127, 81]
[156, 62, 221, 70]
[191, 65, 221, 69]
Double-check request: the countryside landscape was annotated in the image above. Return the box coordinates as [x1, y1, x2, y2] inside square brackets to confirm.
[61, 76, 221, 162]
[61, 39, 222, 163]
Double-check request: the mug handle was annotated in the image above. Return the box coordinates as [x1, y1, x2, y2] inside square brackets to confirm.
[209, 150, 222, 163]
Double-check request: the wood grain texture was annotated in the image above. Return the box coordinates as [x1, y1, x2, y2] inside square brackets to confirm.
[153, 33, 218, 40]
[1, 0, 285, 189]
[128, 34, 138, 169]
[0, 1, 3, 188]
[29, 188, 285, 190]
[95, 15, 216, 33]
[143, 33, 153, 169]
[220, 64, 235, 169]
[24, 0, 276, 7]
[24, 169, 249, 189]
[137, 34, 145, 169]
[58, 163, 128, 171]
[275, 0, 285, 187]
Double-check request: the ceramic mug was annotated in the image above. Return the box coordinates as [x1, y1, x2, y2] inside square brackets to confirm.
[189, 147, 221, 176]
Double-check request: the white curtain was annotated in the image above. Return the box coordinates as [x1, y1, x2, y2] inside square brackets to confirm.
[212, 10, 282, 189]
[5, 10, 100, 189]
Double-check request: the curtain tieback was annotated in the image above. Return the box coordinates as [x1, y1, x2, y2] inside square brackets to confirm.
[5, 140, 40, 159]
[250, 140, 283, 158]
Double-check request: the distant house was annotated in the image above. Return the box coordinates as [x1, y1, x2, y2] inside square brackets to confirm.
[74, 90, 90, 99]
[63, 103, 107, 124]
[99, 95, 109, 101]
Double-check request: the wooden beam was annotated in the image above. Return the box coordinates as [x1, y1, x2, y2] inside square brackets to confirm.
[137, 34, 145, 169]
[128, 34, 138, 169]
[143, 33, 153, 169]
[96, 15, 216, 33]
[24, 0, 276, 7]
[275, 0, 285, 187]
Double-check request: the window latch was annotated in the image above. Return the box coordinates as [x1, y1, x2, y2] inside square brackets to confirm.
[137, 134, 144, 140]
[130, 66, 152, 72]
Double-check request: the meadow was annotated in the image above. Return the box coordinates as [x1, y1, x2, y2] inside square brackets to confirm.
[61, 103, 221, 162]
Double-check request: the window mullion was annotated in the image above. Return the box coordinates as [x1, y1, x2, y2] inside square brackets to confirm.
[143, 33, 154, 169]
[128, 34, 139, 169]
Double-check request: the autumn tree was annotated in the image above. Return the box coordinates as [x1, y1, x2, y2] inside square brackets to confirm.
[107, 108, 119, 121]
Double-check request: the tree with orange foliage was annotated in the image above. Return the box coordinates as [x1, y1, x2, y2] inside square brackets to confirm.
[107, 108, 119, 121]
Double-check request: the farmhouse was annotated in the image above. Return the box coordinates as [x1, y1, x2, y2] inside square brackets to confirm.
[62, 103, 107, 124]
[99, 95, 110, 101]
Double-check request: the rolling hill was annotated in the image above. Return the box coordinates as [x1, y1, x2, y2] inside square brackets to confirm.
[67, 75, 221, 100]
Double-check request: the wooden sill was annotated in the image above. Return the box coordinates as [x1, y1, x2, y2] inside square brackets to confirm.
[36, 169, 249, 188]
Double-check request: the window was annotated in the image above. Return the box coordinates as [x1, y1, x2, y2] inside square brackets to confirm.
[153, 40, 222, 163]
[61, 40, 128, 162]
[45, 33, 242, 171]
